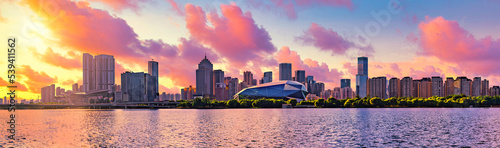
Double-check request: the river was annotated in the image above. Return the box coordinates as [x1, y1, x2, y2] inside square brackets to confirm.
[1, 108, 500, 147]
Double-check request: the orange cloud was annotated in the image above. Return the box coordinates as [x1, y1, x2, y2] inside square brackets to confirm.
[18, 65, 58, 93]
[30, 47, 81, 70]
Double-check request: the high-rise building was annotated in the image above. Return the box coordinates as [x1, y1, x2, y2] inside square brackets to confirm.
[175, 93, 181, 101]
[341, 87, 353, 99]
[213, 70, 226, 100]
[260, 71, 273, 84]
[295, 70, 306, 83]
[356, 57, 368, 98]
[400, 77, 413, 97]
[226, 77, 239, 100]
[341, 79, 351, 88]
[83, 53, 94, 92]
[314, 82, 325, 96]
[148, 60, 159, 100]
[332, 87, 341, 100]
[444, 77, 454, 96]
[306, 76, 315, 95]
[388, 78, 400, 98]
[412, 80, 420, 97]
[243, 71, 254, 86]
[72, 83, 78, 93]
[368, 77, 386, 99]
[196, 55, 213, 98]
[56, 87, 62, 96]
[431, 76, 443, 97]
[83, 53, 115, 92]
[181, 85, 196, 100]
[419, 78, 432, 98]
[454, 77, 471, 96]
[49, 84, 55, 103]
[121, 71, 146, 102]
[482, 79, 489, 96]
[491, 86, 500, 96]
[279, 63, 292, 80]
[472, 77, 481, 97]
[94, 54, 115, 91]
[145, 73, 157, 102]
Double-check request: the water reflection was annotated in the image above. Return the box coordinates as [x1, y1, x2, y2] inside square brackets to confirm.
[2, 108, 500, 147]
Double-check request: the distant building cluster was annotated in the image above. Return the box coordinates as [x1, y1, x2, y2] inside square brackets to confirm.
[351, 57, 500, 99]
[31, 53, 500, 104]
[180, 56, 328, 101]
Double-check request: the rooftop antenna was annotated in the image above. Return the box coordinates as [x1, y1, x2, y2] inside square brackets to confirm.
[204, 52, 207, 59]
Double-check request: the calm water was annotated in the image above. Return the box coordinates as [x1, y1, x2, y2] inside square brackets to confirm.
[1, 108, 500, 147]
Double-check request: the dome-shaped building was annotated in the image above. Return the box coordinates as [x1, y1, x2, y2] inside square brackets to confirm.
[234, 81, 308, 101]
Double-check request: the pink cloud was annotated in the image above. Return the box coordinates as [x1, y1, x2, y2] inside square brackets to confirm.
[88, 0, 150, 12]
[185, 3, 277, 68]
[417, 16, 500, 76]
[248, 0, 353, 20]
[276, 46, 344, 89]
[296, 23, 374, 56]
[295, 23, 355, 55]
[167, 0, 184, 16]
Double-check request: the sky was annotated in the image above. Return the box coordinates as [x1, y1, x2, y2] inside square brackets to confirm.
[1, 0, 500, 100]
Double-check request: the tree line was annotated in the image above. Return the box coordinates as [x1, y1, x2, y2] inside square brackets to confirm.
[176, 95, 500, 109]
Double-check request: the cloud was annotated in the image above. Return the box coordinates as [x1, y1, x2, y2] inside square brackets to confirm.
[29, 47, 81, 70]
[417, 16, 500, 77]
[18, 65, 58, 93]
[185, 3, 277, 68]
[276, 46, 344, 88]
[88, 0, 151, 12]
[0, 77, 28, 92]
[248, 0, 353, 20]
[295, 23, 355, 55]
[409, 66, 444, 79]
[22, 0, 222, 94]
[167, 0, 184, 16]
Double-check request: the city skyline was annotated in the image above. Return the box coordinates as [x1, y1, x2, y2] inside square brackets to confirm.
[2, 0, 500, 100]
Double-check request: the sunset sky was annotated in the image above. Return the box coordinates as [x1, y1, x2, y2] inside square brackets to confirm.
[1, 0, 500, 100]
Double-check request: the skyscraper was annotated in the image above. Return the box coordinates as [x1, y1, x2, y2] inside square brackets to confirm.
[444, 77, 454, 96]
[72, 83, 78, 93]
[419, 78, 432, 98]
[472, 77, 481, 97]
[82, 53, 94, 92]
[388, 77, 400, 98]
[83, 53, 115, 92]
[491, 86, 500, 96]
[431, 76, 443, 97]
[227, 77, 239, 99]
[307, 76, 315, 94]
[482, 79, 489, 96]
[196, 55, 213, 98]
[368, 77, 386, 99]
[341, 79, 351, 88]
[121, 71, 146, 102]
[243, 71, 253, 86]
[279, 63, 292, 80]
[454, 77, 471, 96]
[356, 57, 368, 98]
[148, 60, 159, 100]
[295, 70, 306, 83]
[341, 87, 353, 99]
[260, 71, 273, 84]
[213, 70, 225, 100]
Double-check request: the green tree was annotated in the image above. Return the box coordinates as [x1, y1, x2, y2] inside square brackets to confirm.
[288, 99, 298, 107]
[369, 97, 383, 107]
